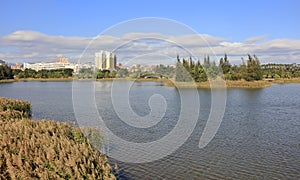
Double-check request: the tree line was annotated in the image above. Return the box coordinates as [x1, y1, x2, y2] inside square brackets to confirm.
[175, 54, 264, 82]
[261, 63, 300, 78]
[0, 67, 73, 80]
[1, 57, 300, 81]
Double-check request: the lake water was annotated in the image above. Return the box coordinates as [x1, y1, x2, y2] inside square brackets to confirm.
[0, 81, 299, 179]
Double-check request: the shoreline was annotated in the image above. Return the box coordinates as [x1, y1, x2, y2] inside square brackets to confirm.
[17, 77, 74, 82]
[165, 79, 273, 89]
[272, 78, 300, 84]
[1, 77, 300, 89]
[0, 79, 16, 83]
[0, 78, 74, 83]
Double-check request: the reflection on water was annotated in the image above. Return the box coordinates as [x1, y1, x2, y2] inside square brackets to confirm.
[0, 81, 299, 179]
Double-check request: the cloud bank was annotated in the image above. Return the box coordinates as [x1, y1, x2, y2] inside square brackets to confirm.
[0, 30, 299, 65]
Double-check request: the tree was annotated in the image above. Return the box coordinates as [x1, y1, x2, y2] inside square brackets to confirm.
[0, 65, 13, 80]
[110, 70, 117, 78]
[97, 71, 104, 79]
[117, 68, 129, 78]
[243, 54, 263, 81]
[219, 53, 231, 74]
[154, 64, 175, 78]
[175, 56, 192, 82]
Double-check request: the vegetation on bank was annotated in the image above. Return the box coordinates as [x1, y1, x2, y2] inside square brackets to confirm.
[165, 79, 272, 89]
[0, 65, 14, 80]
[0, 98, 31, 119]
[273, 77, 300, 83]
[262, 63, 300, 79]
[0, 97, 116, 179]
[0, 79, 16, 83]
[13, 68, 74, 79]
[1, 53, 300, 88]
[175, 54, 264, 82]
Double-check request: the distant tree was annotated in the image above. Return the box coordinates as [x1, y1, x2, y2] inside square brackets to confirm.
[110, 70, 117, 78]
[97, 71, 104, 79]
[203, 55, 210, 69]
[0, 65, 13, 80]
[243, 54, 263, 81]
[175, 57, 192, 82]
[195, 60, 207, 82]
[219, 53, 231, 74]
[154, 64, 175, 78]
[117, 68, 129, 78]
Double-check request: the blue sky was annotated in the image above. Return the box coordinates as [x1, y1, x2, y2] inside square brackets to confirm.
[0, 0, 300, 64]
[1, 0, 299, 40]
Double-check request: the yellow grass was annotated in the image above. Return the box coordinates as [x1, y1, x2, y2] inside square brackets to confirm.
[0, 97, 116, 179]
[0, 79, 16, 83]
[273, 78, 300, 84]
[225, 80, 272, 89]
[16, 77, 74, 82]
[165, 79, 273, 89]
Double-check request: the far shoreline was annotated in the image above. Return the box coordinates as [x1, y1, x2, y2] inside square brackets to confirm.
[1, 77, 300, 89]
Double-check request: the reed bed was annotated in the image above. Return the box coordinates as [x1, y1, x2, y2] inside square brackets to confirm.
[0, 97, 115, 179]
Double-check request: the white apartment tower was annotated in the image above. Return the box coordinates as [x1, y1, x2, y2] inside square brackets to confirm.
[95, 50, 116, 70]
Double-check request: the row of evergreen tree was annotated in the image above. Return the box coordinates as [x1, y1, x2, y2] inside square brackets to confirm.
[175, 54, 264, 82]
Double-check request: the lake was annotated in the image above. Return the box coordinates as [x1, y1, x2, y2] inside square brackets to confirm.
[0, 81, 299, 179]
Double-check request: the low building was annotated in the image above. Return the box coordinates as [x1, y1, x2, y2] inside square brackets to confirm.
[23, 62, 76, 71]
[11, 63, 23, 70]
[74, 63, 95, 74]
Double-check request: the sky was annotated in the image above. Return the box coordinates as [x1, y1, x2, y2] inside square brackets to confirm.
[0, 0, 299, 64]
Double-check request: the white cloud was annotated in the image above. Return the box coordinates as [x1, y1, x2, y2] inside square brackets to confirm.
[244, 35, 268, 44]
[0, 30, 300, 64]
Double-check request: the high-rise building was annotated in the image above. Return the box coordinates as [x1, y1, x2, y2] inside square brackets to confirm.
[59, 57, 69, 63]
[95, 50, 116, 70]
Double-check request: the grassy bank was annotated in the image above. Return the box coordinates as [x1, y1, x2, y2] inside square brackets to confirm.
[165, 79, 273, 89]
[2, 77, 299, 89]
[273, 78, 300, 84]
[95, 77, 170, 82]
[96, 77, 287, 89]
[0, 78, 73, 83]
[16, 77, 73, 82]
[0, 97, 116, 179]
[0, 79, 17, 83]
[225, 80, 272, 89]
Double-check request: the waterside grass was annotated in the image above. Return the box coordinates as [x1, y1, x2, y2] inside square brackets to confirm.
[0, 97, 115, 180]
[273, 78, 300, 84]
[165, 79, 273, 89]
[0, 79, 17, 83]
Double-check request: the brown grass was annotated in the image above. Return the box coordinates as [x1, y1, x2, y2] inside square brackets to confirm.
[0, 97, 115, 179]
[0, 79, 16, 83]
[0, 97, 32, 120]
[273, 78, 300, 84]
[16, 77, 74, 82]
[165, 79, 272, 89]
[225, 80, 272, 89]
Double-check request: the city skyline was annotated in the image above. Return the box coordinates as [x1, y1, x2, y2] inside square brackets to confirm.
[0, 0, 299, 64]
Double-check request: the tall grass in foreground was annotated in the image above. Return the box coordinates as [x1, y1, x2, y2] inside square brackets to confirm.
[0, 97, 31, 119]
[0, 97, 115, 179]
